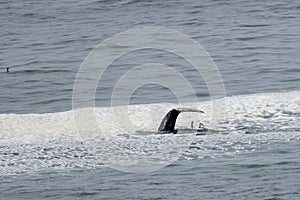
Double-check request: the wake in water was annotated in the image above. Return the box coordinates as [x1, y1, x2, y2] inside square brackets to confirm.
[0, 91, 299, 174]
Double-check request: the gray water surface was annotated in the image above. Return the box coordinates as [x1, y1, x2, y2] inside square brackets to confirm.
[0, 0, 299, 199]
[0, 0, 299, 113]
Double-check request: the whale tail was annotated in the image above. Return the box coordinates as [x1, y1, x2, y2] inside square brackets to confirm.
[158, 108, 204, 133]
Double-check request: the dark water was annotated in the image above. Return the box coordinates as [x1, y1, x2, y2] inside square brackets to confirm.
[0, 0, 299, 199]
[1, 140, 299, 200]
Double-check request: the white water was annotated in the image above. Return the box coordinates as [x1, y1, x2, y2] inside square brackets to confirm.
[0, 91, 299, 174]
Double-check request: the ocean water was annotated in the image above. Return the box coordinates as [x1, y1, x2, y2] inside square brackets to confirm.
[0, 0, 299, 199]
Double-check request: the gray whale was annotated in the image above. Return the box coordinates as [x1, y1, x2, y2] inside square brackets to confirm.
[158, 108, 204, 133]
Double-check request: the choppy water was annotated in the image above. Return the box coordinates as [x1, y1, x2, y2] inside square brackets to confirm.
[0, 0, 299, 199]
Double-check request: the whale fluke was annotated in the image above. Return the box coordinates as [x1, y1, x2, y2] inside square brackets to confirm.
[158, 108, 204, 133]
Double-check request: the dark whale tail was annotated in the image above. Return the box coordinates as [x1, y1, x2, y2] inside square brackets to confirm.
[158, 108, 204, 133]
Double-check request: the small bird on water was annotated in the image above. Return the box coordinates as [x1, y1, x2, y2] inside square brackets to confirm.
[6, 67, 10, 72]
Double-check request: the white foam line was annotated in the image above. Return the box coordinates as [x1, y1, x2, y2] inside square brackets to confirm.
[0, 91, 299, 144]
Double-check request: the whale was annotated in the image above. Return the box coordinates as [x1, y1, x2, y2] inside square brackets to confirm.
[158, 108, 204, 133]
